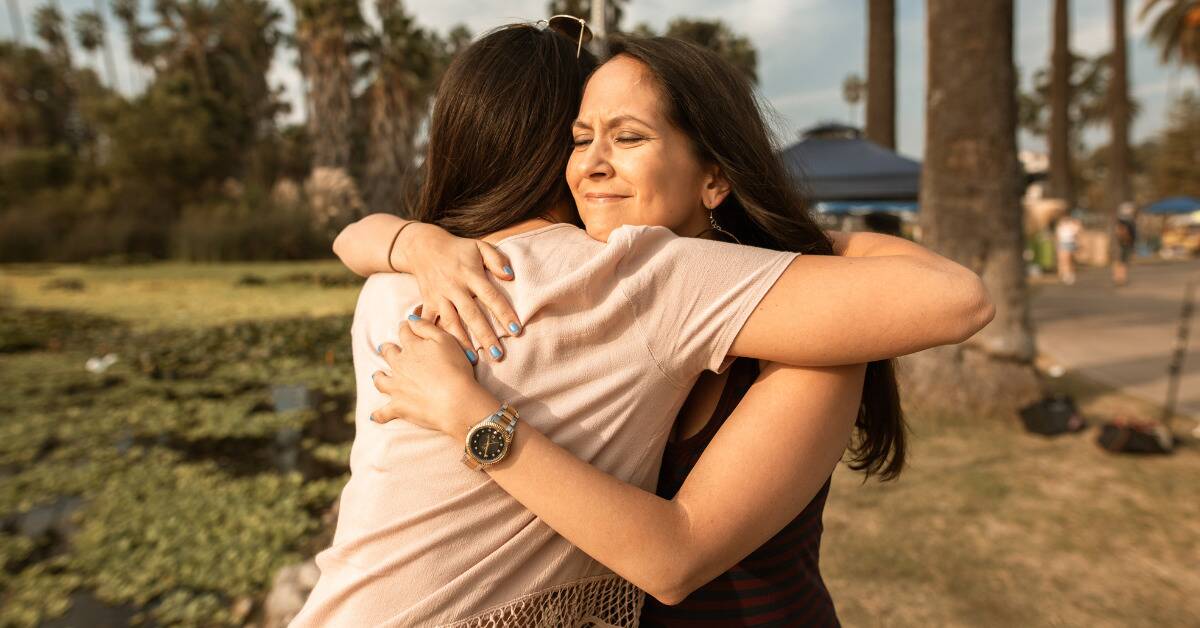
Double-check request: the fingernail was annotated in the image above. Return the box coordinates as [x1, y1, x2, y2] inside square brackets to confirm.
[465, 349, 478, 364]
[369, 413, 378, 423]
[503, 265, 514, 277]
[489, 345, 502, 359]
[508, 322, 521, 334]
[407, 314, 421, 321]
[376, 344, 384, 354]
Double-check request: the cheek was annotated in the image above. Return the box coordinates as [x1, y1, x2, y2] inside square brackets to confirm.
[634, 159, 700, 229]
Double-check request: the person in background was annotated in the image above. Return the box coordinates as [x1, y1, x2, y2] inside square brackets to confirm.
[1112, 203, 1138, 287]
[1054, 213, 1081, 285]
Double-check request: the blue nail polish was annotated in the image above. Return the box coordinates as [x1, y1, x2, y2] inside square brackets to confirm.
[508, 322, 520, 334]
[503, 265, 514, 276]
[408, 314, 421, 321]
[465, 349, 477, 364]
[376, 344, 383, 354]
[489, 345, 502, 359]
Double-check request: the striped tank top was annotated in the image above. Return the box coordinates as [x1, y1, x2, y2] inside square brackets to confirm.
[640, 358, 841, 627]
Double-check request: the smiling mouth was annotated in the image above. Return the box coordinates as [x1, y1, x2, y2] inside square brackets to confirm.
[584, 194, 629, 203]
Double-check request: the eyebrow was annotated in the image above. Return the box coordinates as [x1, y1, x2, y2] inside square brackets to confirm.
[572, 114, 654, 131]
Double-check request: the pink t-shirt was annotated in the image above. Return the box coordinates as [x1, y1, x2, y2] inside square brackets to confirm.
[292, 223, 798, 627]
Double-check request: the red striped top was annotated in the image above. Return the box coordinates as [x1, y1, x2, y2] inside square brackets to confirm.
[641, 358, 840, 627]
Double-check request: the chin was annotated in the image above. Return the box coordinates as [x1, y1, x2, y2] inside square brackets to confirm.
[585, 224, 615, 243]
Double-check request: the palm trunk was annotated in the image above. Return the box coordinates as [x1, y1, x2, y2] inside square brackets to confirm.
[303, 39, 355, 172]
[363, 78, 418, 216]
[1049, 0, 1074, 205]
[1107, 0, 1132, 214]
[95, 0, 120, 92]
[7, 0, 25, 43]
[905, 0, 1039, 419]
[866, 0, 896, 149]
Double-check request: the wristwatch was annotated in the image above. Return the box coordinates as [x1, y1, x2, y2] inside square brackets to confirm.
[462, 402, 519, 471]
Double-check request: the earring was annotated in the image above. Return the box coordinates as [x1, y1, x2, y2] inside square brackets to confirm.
[708, 208, 742, 244]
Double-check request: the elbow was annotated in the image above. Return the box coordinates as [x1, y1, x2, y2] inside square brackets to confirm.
[951, 272, 995, 344]
[641, 557, 706, 606]
[645, 576, 694, 607]
[331, 220, 356, 261]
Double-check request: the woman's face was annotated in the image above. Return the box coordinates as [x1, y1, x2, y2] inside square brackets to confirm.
[567, 55, 729, 242]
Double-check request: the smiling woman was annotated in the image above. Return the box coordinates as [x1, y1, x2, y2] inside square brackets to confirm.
[569, 62, 726, 242]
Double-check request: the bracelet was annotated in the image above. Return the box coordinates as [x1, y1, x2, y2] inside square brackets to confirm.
[387, 221, 419, 273]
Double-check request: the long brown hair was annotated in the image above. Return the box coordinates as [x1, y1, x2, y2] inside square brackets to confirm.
[609, 36, 907, 480]
[415, 25, 597, 237]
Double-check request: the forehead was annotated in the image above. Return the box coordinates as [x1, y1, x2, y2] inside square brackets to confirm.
[580, 55, 664, 120]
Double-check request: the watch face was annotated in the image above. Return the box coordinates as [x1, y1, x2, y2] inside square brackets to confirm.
[468, 425, 508, 463]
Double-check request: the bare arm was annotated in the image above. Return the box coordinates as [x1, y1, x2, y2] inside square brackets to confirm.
[377, 318, 865, 605]
[728, 234, 994, 365]
[342, 215, 993, 366]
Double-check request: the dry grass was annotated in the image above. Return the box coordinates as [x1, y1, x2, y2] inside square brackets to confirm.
[823, 371, 1200, 627]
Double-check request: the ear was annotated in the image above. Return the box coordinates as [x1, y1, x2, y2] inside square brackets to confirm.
[700, 164, 732, 210]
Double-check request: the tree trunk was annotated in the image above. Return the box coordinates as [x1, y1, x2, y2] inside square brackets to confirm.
[1107, 0, 1132, 214]
[303, 43, 354, 172]
[1049, 0, 1074, 205]
[363, 78, 418, 216]
[866, 0, 896, 149]
[906, 0, 1040, 420]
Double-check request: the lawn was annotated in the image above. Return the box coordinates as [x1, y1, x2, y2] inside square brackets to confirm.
[2, 262, 1197, 626]
[823, 370, 1200, 627]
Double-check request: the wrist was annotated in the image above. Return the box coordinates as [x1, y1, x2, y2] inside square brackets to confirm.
[451, 385, 504, 442]
[388, 220, 427, 273]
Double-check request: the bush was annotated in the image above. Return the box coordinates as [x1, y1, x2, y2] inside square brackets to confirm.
[170, 195, 331, 262]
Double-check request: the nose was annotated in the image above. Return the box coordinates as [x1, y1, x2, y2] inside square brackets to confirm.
[575, 137, 614, 181]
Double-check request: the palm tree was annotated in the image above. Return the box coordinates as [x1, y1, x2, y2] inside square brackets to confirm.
[1139, 0, 1200, 73]
[291, 0, 365, 172]
[74, 9, 108, 84]
[361, 0, 449, 215]
[1108, 0, 1133, 213]
[662, 18, 758, 84]
[7, 0, 27, 44]
[92, 0, 121, 91]
[1049, 0, 1074, 205]
[866, 0, 896, 149]
[33, 3, 71, 67]
[112, 0, 157, 91]
[909, 0, 1039, 418]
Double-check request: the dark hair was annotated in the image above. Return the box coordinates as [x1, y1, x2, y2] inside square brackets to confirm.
[415, 25, 597, 237]
[609, 36, 907, 480]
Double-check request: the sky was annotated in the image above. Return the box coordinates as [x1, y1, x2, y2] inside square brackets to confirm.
[5, 0, 1198, 159]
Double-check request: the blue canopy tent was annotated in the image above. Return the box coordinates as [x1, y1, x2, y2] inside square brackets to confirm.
[813, 200, 918, 215]
[1143, 196, 1200, 215]
[779, 123, 922, 213]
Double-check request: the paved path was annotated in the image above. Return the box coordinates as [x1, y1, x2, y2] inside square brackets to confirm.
[1031, 258, 1200, 420]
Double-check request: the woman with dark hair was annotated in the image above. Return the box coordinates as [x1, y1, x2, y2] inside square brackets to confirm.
[302, 26, 991, 628]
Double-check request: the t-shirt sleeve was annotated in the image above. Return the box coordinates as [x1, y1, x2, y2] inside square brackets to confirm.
[613, 225, 799, 386]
